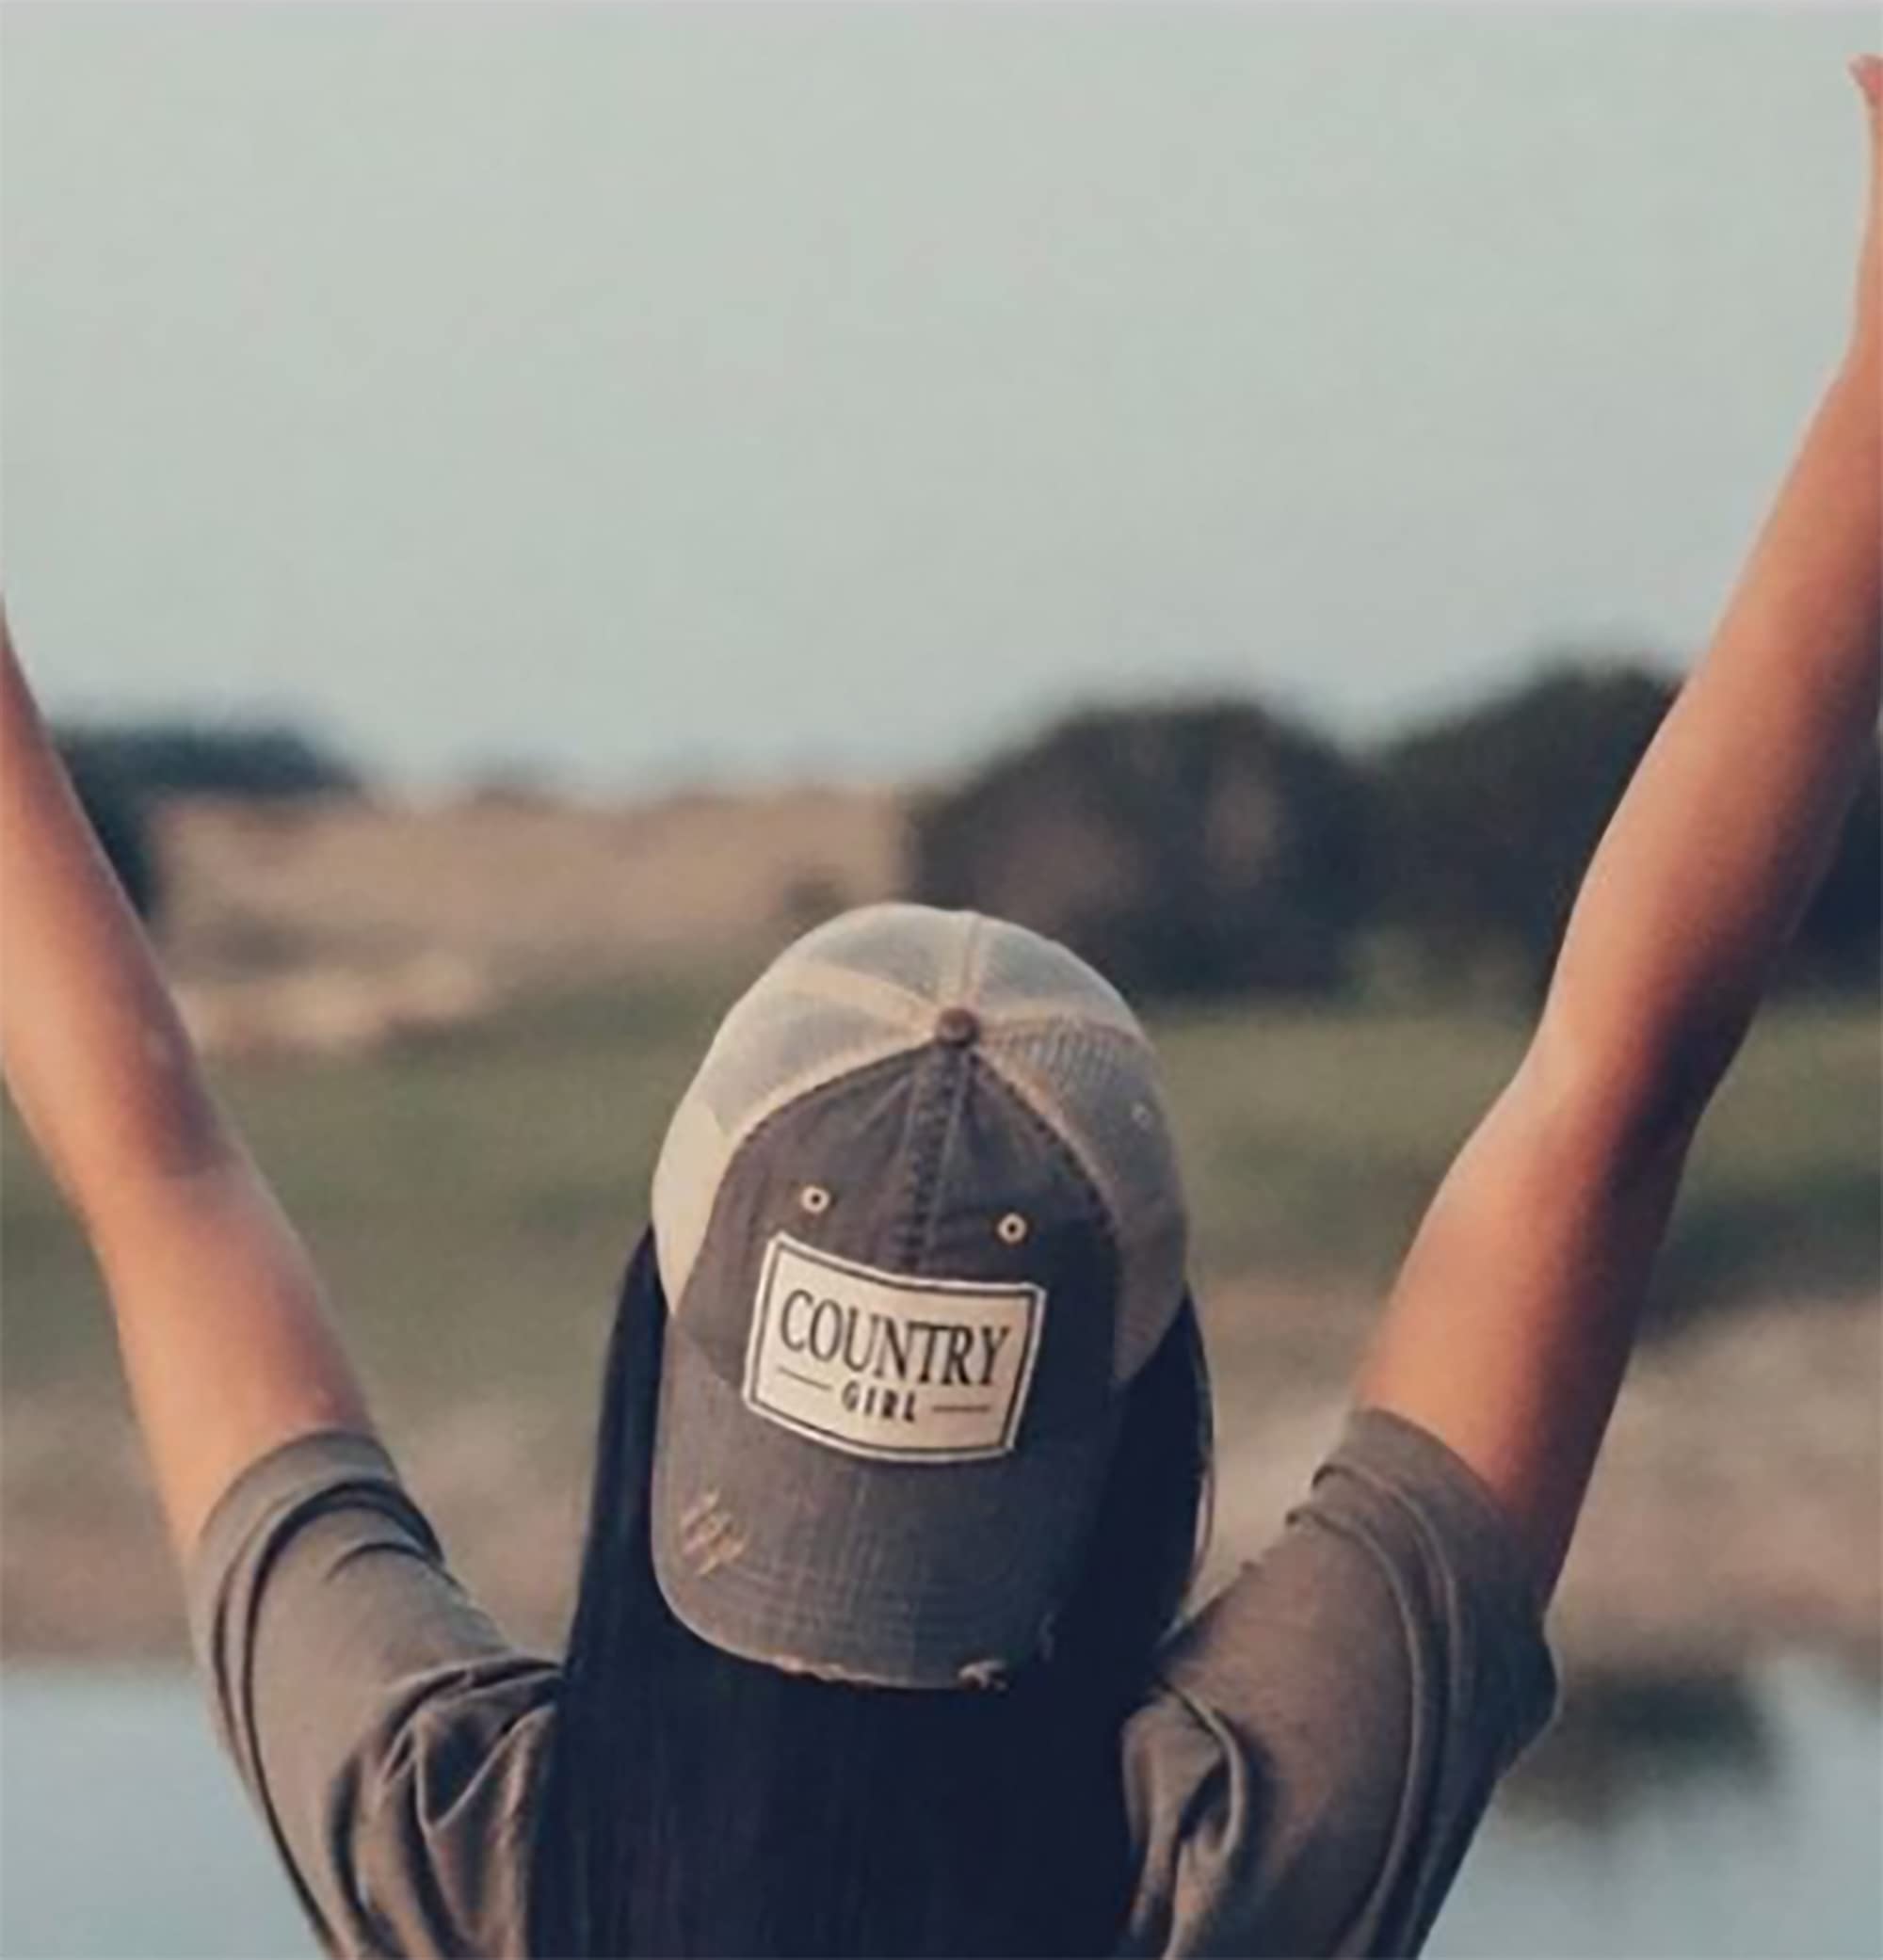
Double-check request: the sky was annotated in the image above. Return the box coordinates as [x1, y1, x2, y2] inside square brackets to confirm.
[2, 2, 1875, 794]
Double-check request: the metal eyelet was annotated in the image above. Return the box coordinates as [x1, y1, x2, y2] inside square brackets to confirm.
[799, 1184, 833, 1217]
[995, 1212, 1029, 1246]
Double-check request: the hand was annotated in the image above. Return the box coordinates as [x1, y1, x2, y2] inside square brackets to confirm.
[1, 600, 36, 725]
[1850, 55, 1883, 365]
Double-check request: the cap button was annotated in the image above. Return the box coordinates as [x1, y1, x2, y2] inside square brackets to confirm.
[934, 1004, 981, 1048]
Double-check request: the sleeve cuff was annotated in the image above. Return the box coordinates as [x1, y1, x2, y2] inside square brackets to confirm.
[185, 1427, 428, 1669]
[1321, 1405, 1561, 1741]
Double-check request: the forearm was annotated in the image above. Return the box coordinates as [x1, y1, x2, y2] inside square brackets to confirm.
[1538, 355, 1881, 1132]
[0, 622, 236, 1218]
[2, 619, 373, 1553]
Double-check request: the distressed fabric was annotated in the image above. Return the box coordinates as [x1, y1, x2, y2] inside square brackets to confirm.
[188, 1408, 1555, 1959]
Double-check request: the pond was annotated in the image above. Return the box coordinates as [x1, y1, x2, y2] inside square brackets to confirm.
[1, 1659, 1877, 1957]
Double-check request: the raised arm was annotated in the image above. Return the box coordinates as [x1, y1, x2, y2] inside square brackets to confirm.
[0, 608, 374, 1556]
[1358, 60, 1883, 1599]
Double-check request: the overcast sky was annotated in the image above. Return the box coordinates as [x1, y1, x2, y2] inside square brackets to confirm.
[2, 3, 1874, 792]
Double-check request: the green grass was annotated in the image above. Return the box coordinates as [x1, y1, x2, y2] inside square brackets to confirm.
[1153, 991, 1879, 1325]
[3, 981, 1875, 1421]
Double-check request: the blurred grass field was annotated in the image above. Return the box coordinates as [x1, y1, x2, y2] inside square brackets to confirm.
[5, 973, 1875, 1424]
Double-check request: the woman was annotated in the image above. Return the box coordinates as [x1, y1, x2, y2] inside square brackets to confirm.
[3, 59, 1878, 1960]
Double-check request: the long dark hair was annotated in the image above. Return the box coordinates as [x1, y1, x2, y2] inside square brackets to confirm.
[527, 1229, 1214, 1958]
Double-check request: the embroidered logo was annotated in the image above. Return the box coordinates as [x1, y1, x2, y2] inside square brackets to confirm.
[743, 1233, 1043, 1462]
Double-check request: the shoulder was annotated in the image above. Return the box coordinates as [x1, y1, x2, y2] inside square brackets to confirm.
[1119, 1408, 1557, 1957]
[188, 1426, 561, 1958]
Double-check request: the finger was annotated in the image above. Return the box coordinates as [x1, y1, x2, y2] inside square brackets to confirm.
[1850, 53, 1883, 118]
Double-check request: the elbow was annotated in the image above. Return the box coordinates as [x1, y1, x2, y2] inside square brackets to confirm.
[69, 1113, 249, 1249]
[1521, 1008, 1737, 1168]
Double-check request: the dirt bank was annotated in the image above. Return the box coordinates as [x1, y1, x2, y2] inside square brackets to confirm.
[159, 786, 902, 989]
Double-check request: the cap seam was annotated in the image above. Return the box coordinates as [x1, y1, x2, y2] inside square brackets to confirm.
[979, 1006, 1155, 1051]
[668, 1040, 933, 1318]
[974, 1050, 1121, 1263]
[781, 960, 935, 1025]
[897, 1046, 975, 1272]
[716, 1029, 927, 1175]
[962, 909, 991, 1004]
[969, 1055, 1119, 1265]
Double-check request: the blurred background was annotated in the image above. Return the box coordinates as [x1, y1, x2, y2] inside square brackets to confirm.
[2, 4, 1878, 1955]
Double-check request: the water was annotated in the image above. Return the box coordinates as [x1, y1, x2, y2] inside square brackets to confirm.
[1, 1662, 1877, 1959]
[0, 1672, 311, 1959]
[1435, 1660, 1883, 1959]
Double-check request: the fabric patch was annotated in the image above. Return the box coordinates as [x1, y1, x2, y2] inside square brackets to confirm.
[743, 1233, 1043, 1461]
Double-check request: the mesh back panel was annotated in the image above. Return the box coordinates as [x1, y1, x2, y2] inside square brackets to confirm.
[790, 903, 968, 1003]
[652, 903, 1189, 1382]
[971, 911, 1143, 1039]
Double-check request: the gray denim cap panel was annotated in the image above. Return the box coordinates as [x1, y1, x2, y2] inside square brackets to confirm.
[650, 1036, 1129, 1685]
[978, 1014, 1188, 1382]
[652, 1338, 1121, 1689]
[674, 1044, 1122, 1438]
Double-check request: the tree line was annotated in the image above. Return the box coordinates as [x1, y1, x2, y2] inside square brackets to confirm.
[60, 651, 1879, 1005]
[55, 720, 361, 922]
[909, 656, 1879, 1004]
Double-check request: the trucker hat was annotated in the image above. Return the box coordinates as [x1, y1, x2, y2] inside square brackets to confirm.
[647, 902, 1190, 1690]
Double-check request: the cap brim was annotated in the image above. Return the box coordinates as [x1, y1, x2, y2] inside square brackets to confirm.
[651, 1321, 1120, 1690]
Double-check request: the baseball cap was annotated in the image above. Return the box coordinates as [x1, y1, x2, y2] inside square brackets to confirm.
[648, 902, 1190, 1690]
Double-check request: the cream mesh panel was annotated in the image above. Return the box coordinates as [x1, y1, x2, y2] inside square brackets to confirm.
[783, 902, 967, 1004]
[970, 912, 1143, 1039]
[652, 903, 1189, 1374]
[690, 987, 922, 1133]
[651, 1092, 734, 1309]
